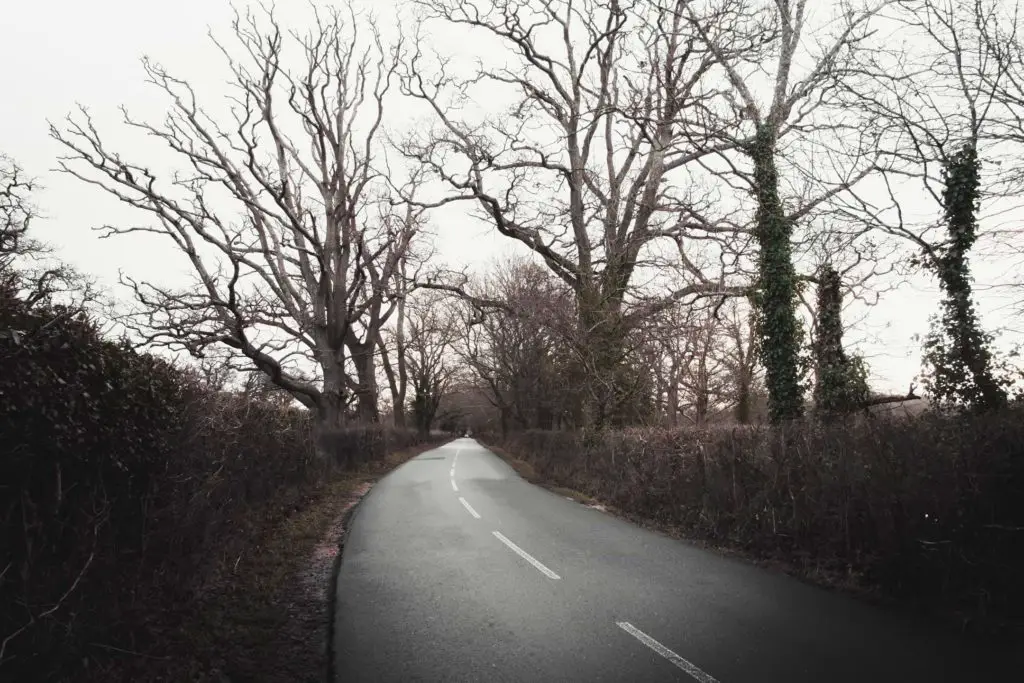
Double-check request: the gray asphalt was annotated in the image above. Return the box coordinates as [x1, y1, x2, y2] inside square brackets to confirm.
[333, 438, 1020, 682]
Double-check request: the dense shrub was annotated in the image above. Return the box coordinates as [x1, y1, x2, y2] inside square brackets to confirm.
[487, 416, 1024, 629]
[0, 288, 436, 679]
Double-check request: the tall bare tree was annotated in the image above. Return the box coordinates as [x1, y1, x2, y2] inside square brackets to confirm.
[51, 5, 418, 434]
[717, 298, 764, 422]
[401, 0, 751, 427]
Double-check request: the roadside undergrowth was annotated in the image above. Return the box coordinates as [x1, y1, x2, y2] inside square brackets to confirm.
[88, 442, 438, 683]
[483, 423, 1024, 642]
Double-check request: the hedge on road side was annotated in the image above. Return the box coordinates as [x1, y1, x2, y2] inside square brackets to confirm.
[485, 416, 1024, 633]
[0, 285, 432, 680]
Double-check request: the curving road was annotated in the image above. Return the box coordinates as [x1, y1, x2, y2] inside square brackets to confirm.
[333, 439, 1018, 682]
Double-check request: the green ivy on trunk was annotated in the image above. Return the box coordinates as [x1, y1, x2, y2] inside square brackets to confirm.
[812, 265, 869, 414]
[749, 126, 805, 423]
[921, 142, 1006, 413]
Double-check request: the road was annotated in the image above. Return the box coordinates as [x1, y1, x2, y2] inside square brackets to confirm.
[333, 438, 1019, 682]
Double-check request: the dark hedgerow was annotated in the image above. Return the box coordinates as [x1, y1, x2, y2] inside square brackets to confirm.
[0, 287, 433, 680]
[486, 416, 1024, 632]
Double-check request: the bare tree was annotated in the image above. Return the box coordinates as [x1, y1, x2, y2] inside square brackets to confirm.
[965, 0, 1024, 317]
[404, 290, 460, 434]
[50, 5, 419, 435]
[643, 296, 761, 426]
[401, 0, 752, 427]
[454, 258, 574, 433]
[716, 298, 765, 422]
[0, 156, 95, 313]
[0, 155, 33, 275]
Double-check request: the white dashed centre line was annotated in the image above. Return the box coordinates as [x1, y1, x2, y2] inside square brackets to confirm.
[458, 497, 481, 519]
[450, 449, 460, 479]
[616, 622, 720, 683]
[491, 531, 561, 580]
[451, 479, 458, 492]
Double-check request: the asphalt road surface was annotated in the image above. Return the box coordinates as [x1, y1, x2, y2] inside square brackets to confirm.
[333, 438, 1019, 682]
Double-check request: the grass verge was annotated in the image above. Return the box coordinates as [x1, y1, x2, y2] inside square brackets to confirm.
[83, 443, 436, 683]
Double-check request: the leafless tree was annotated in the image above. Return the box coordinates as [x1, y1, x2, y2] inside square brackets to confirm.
[0, 156, 96, 313]
[404, 289, 461, 434]
[715, 298, 765, 422]
[50, 5, 419, 435]
[960, 0, 1024, 315]
[842, 0, 1012, 264]
[400, 0, 755, 427]
[0, 155, 33, 274]
[453, 258, 575, 433]
[644, 296, 762, 426]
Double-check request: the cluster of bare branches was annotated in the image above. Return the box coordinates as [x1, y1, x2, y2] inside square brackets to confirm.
[51, 5, 424, 433]
[395, 0, 932, 423]
[45, 0, 1024, 431]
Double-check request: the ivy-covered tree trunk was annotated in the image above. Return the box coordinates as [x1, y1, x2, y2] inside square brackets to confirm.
[575, 284, 630, 429]
[812, 265, 868, 414]
[923, 143, 1006, 412]
[411, 380, 440, 436]
[749, 126, 804, 423]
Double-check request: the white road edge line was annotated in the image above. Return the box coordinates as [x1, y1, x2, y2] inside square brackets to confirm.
[451, 479, 458, 492]
[491, 531, 561, 580]
[616, 622, 720, 683]
[458, 496, 481, 519]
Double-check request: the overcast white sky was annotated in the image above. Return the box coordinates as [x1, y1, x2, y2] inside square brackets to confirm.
[2, 0, 1022, 394]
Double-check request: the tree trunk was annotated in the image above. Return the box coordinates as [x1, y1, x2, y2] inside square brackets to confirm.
[666, 359, 679, 427]
[312, 384, 346, 461]
[379, 333, 407, 428]
[694, 357, 709, 427]
[394, 283, 408, 426]
[576, 286, 628, 429]
[380, 346, 406, 428]
[735, 376, 752, 424]
[350, 341, 380, 423]
[750, 126, 804, 423]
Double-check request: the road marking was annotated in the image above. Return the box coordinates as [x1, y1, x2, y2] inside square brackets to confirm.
[451, 479, 458, 492]
[459, 496, 481, 519]
[450, 450, 460, 479]
[616, 622, 719, 683]
[491, 531, 560, 580]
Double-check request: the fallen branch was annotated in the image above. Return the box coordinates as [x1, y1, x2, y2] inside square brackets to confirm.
[861, 383, 921, 411]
